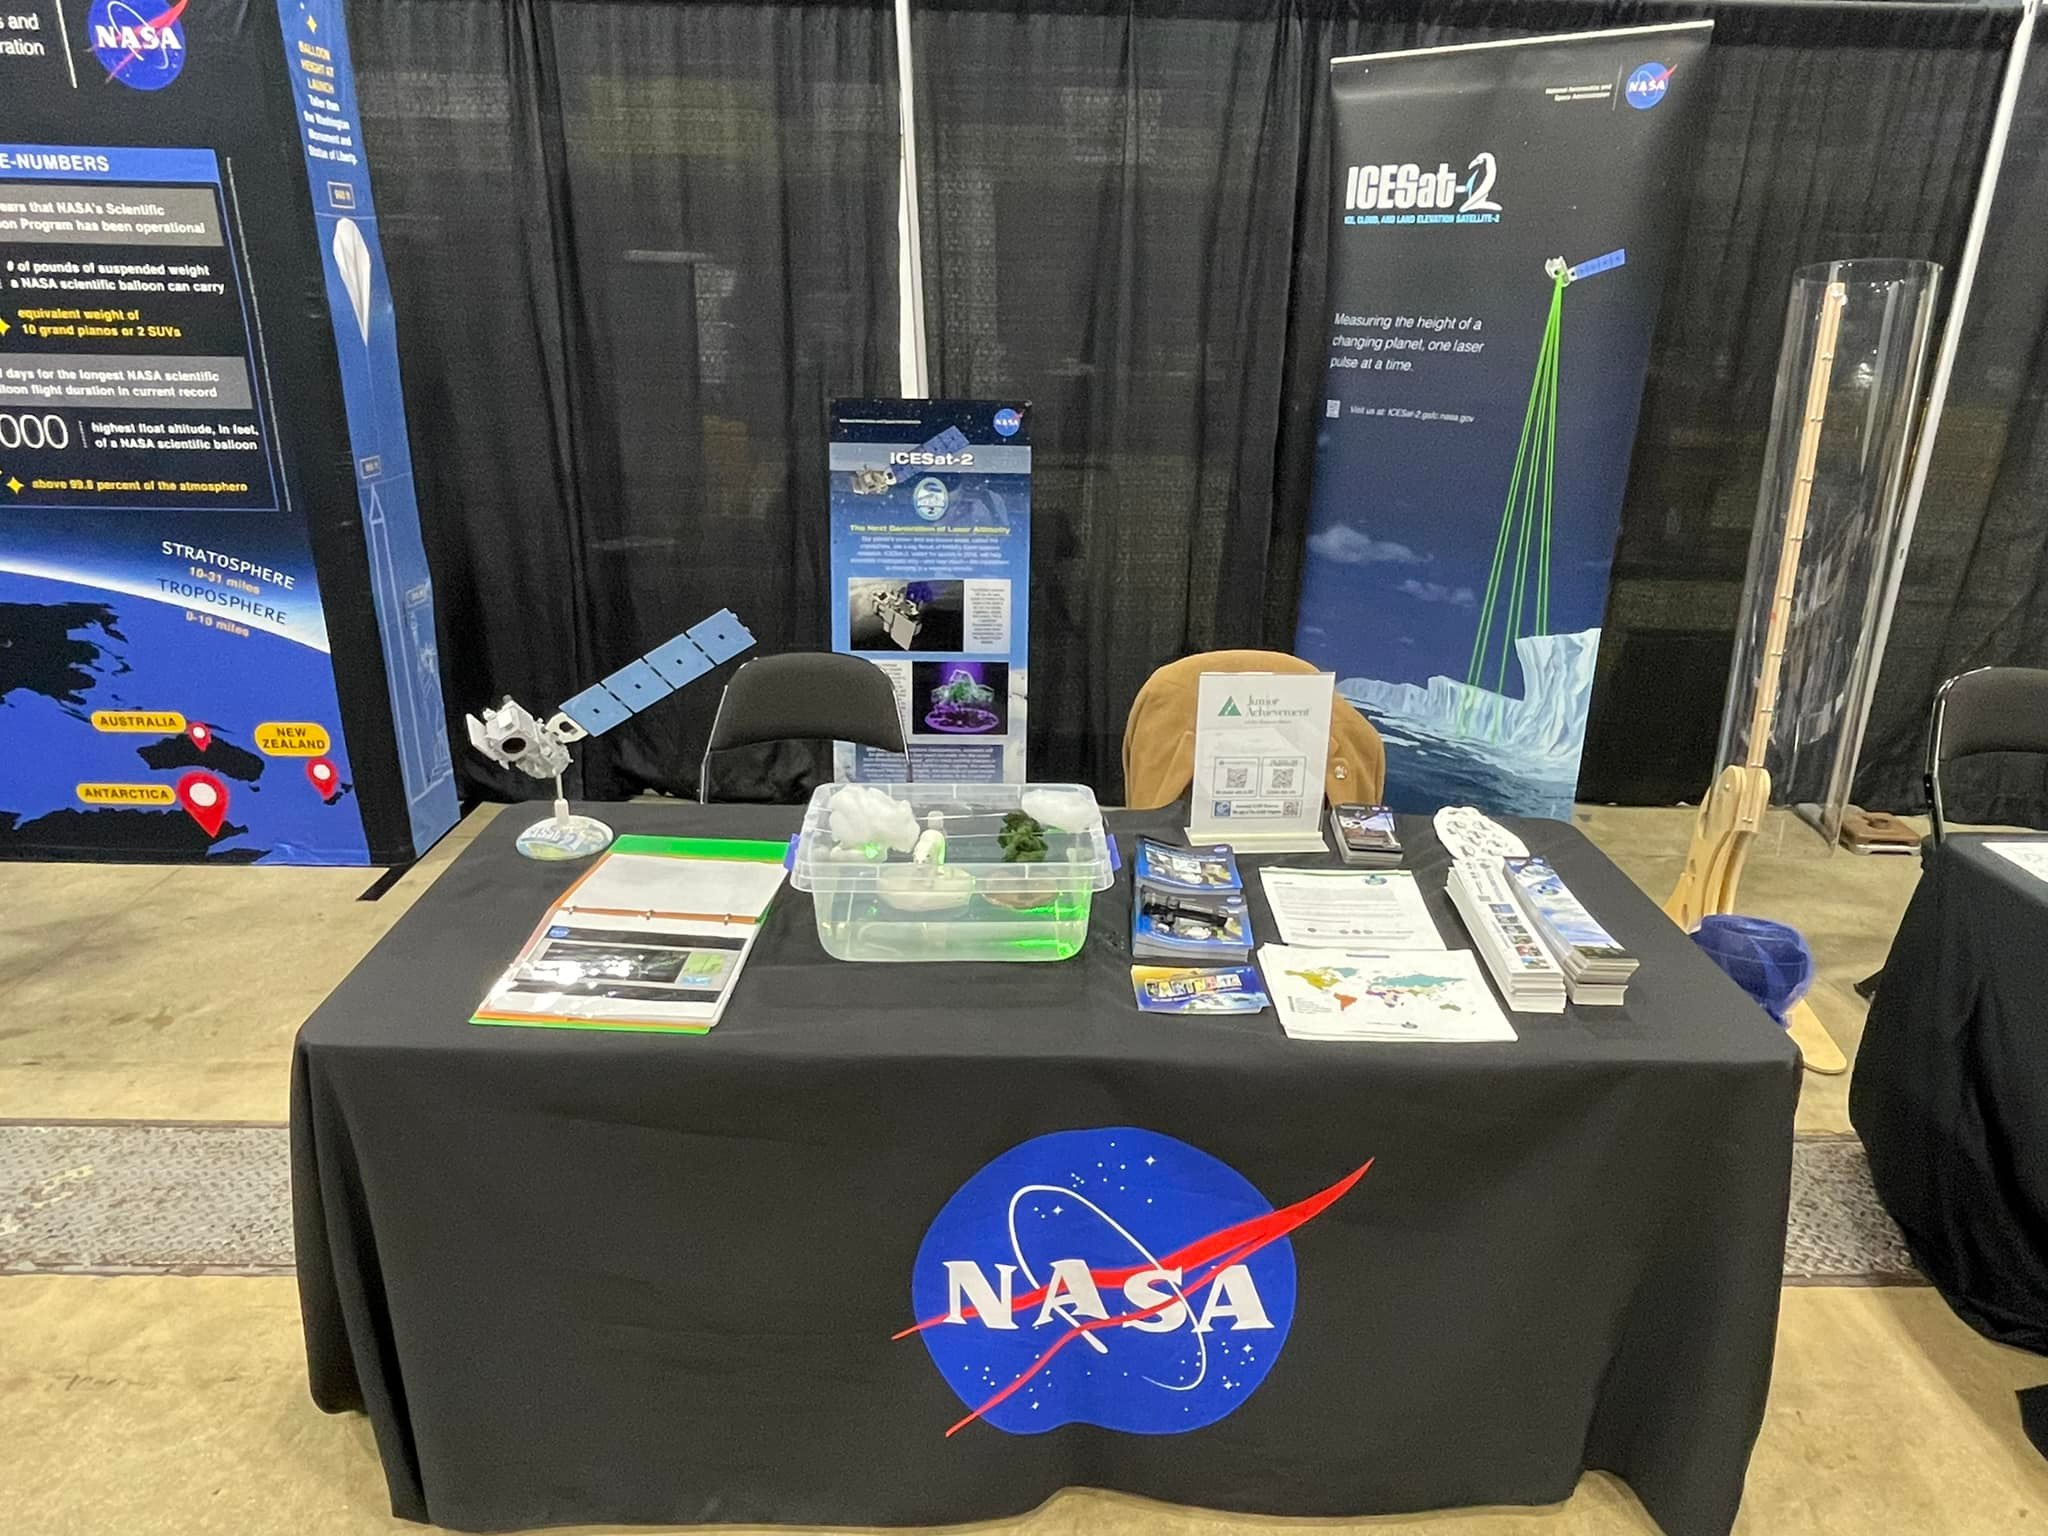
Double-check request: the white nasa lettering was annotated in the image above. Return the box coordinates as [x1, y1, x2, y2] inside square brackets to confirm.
[944, 1260, 1019, 1328]
[94, 23, 182, 52]
[1035, 1258, 1110, 1326]
[1194, 1264, 1273, 1332]
[1121, 1266, 1188, 1332]
[943, 1259, 1272, 1333]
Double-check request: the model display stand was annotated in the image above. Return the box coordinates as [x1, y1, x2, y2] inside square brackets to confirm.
[1667, 259, 1939, 1073]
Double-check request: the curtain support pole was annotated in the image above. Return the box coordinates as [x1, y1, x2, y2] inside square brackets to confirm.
[895, 0, 930, 398]
[1844, 0, 2039, 788]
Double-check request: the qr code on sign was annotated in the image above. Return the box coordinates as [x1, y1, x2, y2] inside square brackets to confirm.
[1222, 765, 1251, 791]
[1269, 764, 1297, 792]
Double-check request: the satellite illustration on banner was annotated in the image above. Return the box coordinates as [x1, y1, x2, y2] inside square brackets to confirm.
[1353, 252, 1626, 805]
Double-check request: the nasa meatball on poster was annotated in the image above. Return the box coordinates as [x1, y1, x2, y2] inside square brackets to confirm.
[0, 0, 454, 862]
[1295, 25, 1712, 819]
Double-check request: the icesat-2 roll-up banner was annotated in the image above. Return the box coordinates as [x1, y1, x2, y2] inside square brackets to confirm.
[0, 0, 457, 864]
[1295, 25, 1712, 820]
[829, 400, 1031, 784]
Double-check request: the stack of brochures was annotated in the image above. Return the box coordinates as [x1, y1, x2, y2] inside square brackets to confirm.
[1258, 943, 1516, 1043]
[1446, 859, 1568, 1013]
[1501, 855, 1637, 1006]
[1131, 837, 1251, 964]
[473, 835, 789, 1034]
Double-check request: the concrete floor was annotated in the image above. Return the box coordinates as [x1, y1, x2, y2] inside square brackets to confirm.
[1, 803, 2044, 1534]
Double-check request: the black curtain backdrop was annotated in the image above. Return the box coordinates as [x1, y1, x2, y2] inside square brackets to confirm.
[911, 0, 1321, 793]
[915, 0, 2026, 798]
[348, 0, 2044, 812]
[1852, 36, 2048, 827]
[351, 0, 899, 804]
[1579, 3, 2017, 807]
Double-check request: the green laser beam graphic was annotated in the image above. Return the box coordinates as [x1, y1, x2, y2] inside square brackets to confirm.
[1457, 250, 1620, 738]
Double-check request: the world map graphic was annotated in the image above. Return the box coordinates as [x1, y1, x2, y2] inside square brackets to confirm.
[0, 584, 360, 862]
[1285, 964, 1466, 1012]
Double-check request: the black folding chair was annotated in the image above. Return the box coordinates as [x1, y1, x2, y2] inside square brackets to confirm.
[1925, 665, 2048, 844]
[1858, 666, 2048, 1000]
[698, 653, 910, 802]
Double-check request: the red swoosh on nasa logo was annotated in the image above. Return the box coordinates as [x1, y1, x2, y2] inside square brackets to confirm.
[895, 1158, 1372, 1436]
[894, 1158, 1371, 1339]
[105, 0, 189, 83]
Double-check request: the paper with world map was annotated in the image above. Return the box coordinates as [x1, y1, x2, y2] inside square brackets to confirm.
[1258, 944, 1516, 1043]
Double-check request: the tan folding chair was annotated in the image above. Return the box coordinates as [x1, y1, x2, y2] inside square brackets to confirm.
[1121, 650, 1385, 810]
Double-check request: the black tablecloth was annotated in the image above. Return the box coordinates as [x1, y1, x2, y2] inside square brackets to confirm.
[1853, 835, 2048, 1352]
[293, 804, 1798, 1535]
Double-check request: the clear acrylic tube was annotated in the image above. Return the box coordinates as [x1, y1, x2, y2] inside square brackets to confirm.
[1714, 258, 1941, 848]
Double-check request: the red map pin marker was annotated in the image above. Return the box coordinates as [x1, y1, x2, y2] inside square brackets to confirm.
[175, 772, 229, 838]
[187, 722, 212, 752]
[306, 757, 340, 801]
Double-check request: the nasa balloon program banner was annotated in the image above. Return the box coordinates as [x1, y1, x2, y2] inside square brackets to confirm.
[1295, 24, 1711, 819]
[0, 0, 456, 863]
[830, 399, 1030, 783]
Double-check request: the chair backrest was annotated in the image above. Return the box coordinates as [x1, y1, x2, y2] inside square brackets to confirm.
[1121, 649, 1386, 811]
[700, 653, 907, 802]
[1925, 665, 2048, 842]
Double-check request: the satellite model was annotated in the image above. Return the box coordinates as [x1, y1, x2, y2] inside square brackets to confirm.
[465, 608, 754, 859]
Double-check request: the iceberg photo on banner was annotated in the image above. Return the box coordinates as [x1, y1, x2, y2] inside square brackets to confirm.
[1295, 25, 1712, 820]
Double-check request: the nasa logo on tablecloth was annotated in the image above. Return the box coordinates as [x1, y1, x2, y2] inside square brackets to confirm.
[897, 1126, 1369, 1436]
[88, 0, 189, 90]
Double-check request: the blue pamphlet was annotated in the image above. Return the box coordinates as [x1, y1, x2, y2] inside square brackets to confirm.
[1131, 966, 1271, 1014]
[1503, 856, 1629, 961]
[1133, 837, 1243, 894]
[1132, 890, 1251, 962]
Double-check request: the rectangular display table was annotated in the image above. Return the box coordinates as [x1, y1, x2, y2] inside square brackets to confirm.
[293, 803, 1797, 1535]
[1854, 833, 2048, 1352]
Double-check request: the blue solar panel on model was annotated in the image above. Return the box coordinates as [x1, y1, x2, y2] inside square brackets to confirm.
[556, 611, 755, 737]
[557, 682, 634, 737]
[599, 658, 670, 714]
[686, 609, 754, 665]
[644, 632, 712, 690]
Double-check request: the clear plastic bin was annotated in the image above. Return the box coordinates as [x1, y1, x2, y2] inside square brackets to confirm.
[789, 782, 1115, 962]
